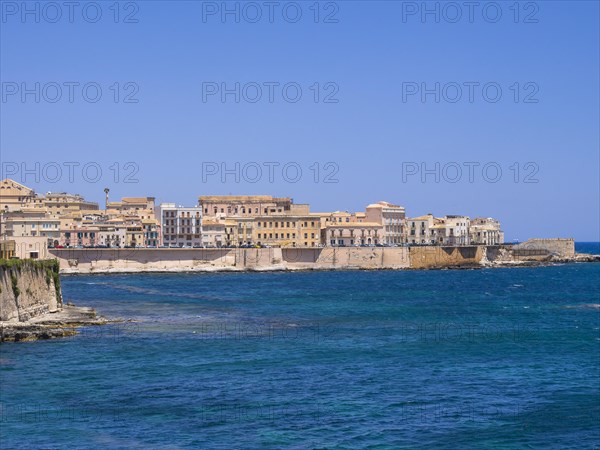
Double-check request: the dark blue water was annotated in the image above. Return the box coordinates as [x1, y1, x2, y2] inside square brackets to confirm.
[2, 263, 599, 449]
[576, 242, 600, 255]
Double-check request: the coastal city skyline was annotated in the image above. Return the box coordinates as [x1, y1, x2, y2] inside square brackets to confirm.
[1, 177, 504, 256]
[0, 172, 590, 243]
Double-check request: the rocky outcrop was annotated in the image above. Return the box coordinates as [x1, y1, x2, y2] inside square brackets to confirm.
[0, 259, 62, 322]
[0, 305, 109, 342]
[0, 259, 109, 342]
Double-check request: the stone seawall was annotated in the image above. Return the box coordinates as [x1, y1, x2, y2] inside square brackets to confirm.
[512, 238, 575, 258]
[50, 247, 411, 273]
[408, 246, 484, 269]
[47, 238, 585, 274]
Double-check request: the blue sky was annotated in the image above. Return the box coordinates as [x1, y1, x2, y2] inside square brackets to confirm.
[1, 1, 598, 241]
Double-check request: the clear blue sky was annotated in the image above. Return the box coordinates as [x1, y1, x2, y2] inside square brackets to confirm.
[1, 1, 598, 241]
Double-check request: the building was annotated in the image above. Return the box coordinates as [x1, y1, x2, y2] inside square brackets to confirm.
[407, 214, 436, 244]
[42, 192, 99, 215]
[59, 226, 99, 248]
[198, 196, 318, 247]
[1, 210, 61, 242]
[199, 195, 294, 218]
[322, 222, 383, 246]
[469, 217, 504, 245]
[312, 211, 358, 229]
[444, 215, 470, 245]
[142, 219, 161, 247]
[365, 201, 406, 245]
[160, 203, 202, 247]
[0, 179, 42, 212]
[253, 215, 320, 247]
[107, 197, 156, 219]
[10, 236, 50, 259]
[201, 219, 226, 248]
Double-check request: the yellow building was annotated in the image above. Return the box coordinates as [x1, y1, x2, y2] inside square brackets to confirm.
[0, 239, 16, 259]
[43, 192, 98, 215]
[107, 197, 156, 220]
[2, 210, 61, 241]
[253, 215, 320, 247]
[0, 179, 43, 212]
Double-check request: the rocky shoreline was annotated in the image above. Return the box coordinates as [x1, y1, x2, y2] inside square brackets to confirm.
[0, 305, 114, 343]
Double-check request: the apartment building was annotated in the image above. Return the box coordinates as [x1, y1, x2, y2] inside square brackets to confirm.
[201, 219, 226, 248]
[0, 179, 42, 212]
[444, 215, 471, 245]
[253, 215, 321, 247]
[160, 203, 202, 247]
[322, 222, 383, 247]
[469, 217, 504, 245]
[1, 210, 61, 241]
[407, 214, 436, 244]
[365, 201, 406, 245]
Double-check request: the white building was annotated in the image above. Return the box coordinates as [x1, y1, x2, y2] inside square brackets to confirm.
[160, 203, 203, 247]
[469, 217, 504, 245]
[444, 215, 470, 245]
[365, 201, 406, 245]
[407, 214, 435, 244]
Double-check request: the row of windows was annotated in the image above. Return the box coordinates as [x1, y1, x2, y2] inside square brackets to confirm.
[164, 219, 200, 226]
[329, 229, 378, 237]
[164, 211, 201, 218]
[205, 207, 284, 215]
[256, 232, 316, 240]
[258, 221, 316, 228]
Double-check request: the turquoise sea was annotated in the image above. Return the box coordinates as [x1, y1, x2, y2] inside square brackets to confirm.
[1, 248, 599, 449]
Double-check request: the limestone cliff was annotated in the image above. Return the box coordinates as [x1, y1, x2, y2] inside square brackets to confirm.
[0, 259, 62, 323]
